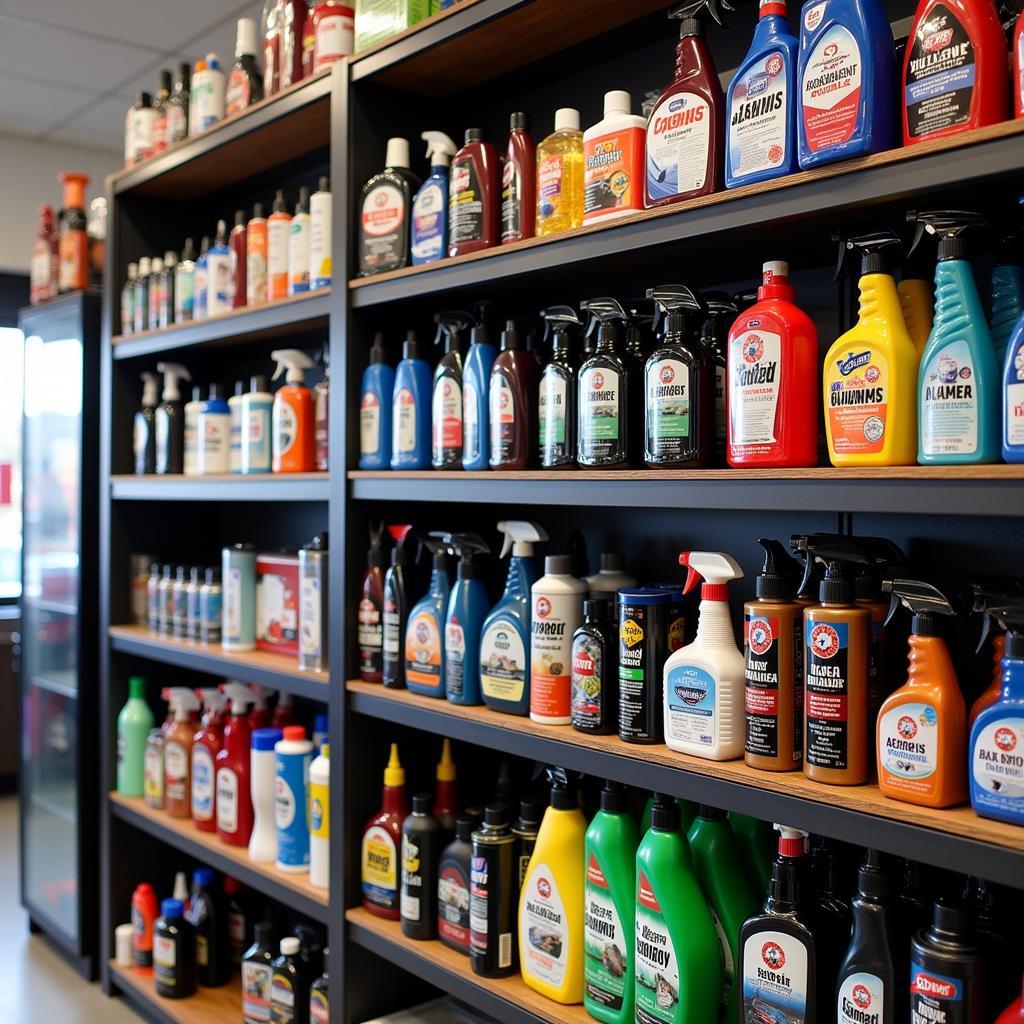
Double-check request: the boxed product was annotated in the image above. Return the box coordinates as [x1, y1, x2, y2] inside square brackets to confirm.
[256, 552, 299, 656]
[354, 0, 430, 51]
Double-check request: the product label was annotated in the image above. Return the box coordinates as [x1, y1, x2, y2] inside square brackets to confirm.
[530, 592, 582, 719]
[910, 963, 964, 1024]
[310, 988, 330, 1024]
[839, 971, 884, 1024]
[584, 126, 643, 218]
[646, 93, 711, 203]
[247, 238, 267, 305]
[619, 609, 653, 740]
[728, 49, 790, 179]
[741, 930, 809, 1023]
[267, 219, 290, 290]
[167, 105, 186, 144]
[164, 740, 187, 803]
[972, 715, 1024, 811]
[225, 69, 252, 117]
[715, 365, 727, 451]
[501, 157, 524, 241]
[154, 934, 176, 985]
[481, 618, 527, 703]
[801, 24, 862, 152]
[730, 324, 783, 450]
[360, 184, 405, 272]
[521, 863, 569, 987]
[463, 379, 481, 462]
[444, 620, 467, 699]
[315, 11, 353, 64]
[300, 573, 322, 663]
[745, 614, 803, 761]
[144, 744, 164, 807]
[571, 631, 605, 730]
[406, 610, 442, 690]
[826, 349, 889, 456]
[905, 7, 975, 139]
[584, 853, 627, 1011]
[921, 340, 979, 456]
[191, 745, 215, 820]
[539, 369, 570, 464]
[471, 850, 512, 967]
[358, 593, 383, 676]
[310, 777, 328, 840]
[401, 833, 424, 922]
[449, 156, 485, 247]
[432, 376, 463, 459]
[438, 860, 471, 950]
[288, 219, 310, 292]
[805, 617, 851, 769]
[635, 871, 680, 1024]
[1006, 338, 1024, 446]
[362, 825, 398, 909]
[665, 664, 717, 749]
[489, 374, 516, 465]
[537, 154, 567, 226]
[646, 359, 692, 460]
[382, 595, 401, 672]
[411, 181, 446, 263]
[271, 975, 295, 1023]
[216, 766, 239, 834]
[393, 386, 417, 455]
[273, 400, 297, 460]
[579, 366, 623, 463]
[879, 701, 939, 791]
[242, 961, 272, 1021]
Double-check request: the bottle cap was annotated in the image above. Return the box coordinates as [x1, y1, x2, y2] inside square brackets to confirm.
[554, 107, 580, 132]
[385, 137, 410, 169]
[194, 866, 214, 888]
[465, 127, 483, 144]
[544, 555, 572, 575]
[600, 552, 626, 572]
[235, 16, 258, 58]
[455, 815, 479, 841]
[650, 794, 680, 831]
[158, 69, 172, 94]
[280, 937, 301, 956]
[932, 898, 971, 934]
[436, 738, 457, 782]
[233, 380, 245, 397]
[599, 780, 628, 814]
[208, 382, 225, 400]
[857, 849, 889, 900]
[383, 743, 405, 787]
[251, 202, 264, 220]
[618, 585, 671, 606]
[253, 920, 274, 945]
[317, 176, 330, 192]
[499, 319, 520, 351]
[189, 566, 200, 583]
[483, 802, 508, 827]
[763, 260, 789, 282]
[282, 725, 306, 742]
[252, 727, 283, 751]
[204, 567, 220, 584]
[250, 374, 268, 392]
[129, 676, 147, 699]
[136, 92, 152, 108]
[412, 793, 433, 814]
[161, 898, 183, 918]
[603, 89, 632, 116]
[402, 329, 418, 361]
[584, 598, 610, 620]
[698, 804, 726, 820]
[510, 111, 528, 131]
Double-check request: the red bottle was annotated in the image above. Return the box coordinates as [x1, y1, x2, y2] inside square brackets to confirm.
[301, 5, 315, 79]
[215, 684, 255, 846]
[448, 128, 500, 258]
[488, 319, 538, 469]
[362, 743, 408, 920]
[358, 525, 387, 683]
[278, 0, 306, 90]
[191, 688, 227, 833]
[997, 979, 1024, 1024]
[263, 0, 281, 96]
[726, 260, 819, 468]
[249, 686, 272, 730]
[229, 210, 247, 310]
[131, 882, 160, 970]
[30, 204, 58, 305]
[501, 112, 535, 244]
[902, 0, 1008, 145]
[272, 690, 297, 729]
[1015, 9, 1024, 119]
[311, 0, 353, 70]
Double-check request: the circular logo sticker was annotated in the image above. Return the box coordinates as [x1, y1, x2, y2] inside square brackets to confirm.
[853, 985, 871, 1009]
[592, 371, 605, 390]
[749, 618, 773, 656]
[536, 596, 552, 619]
[864, 416, 885, 442]
[898, 715, 918, 739]
[766, 53, 783, 76]
[810, 623, 840, 659]
[537, 877, 551, 898]
[762, 942, 786, 970]
[995, 727, 1017, 752]
[660, 364, 675, 384]
[743, 335, 765, 363]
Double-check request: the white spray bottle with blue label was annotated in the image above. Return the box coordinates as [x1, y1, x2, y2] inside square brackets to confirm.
[411, 131, 457, 266]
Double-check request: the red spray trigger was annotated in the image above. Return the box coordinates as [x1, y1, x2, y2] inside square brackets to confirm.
[388, 524, 413, 546]
[679, 552, 702, 595]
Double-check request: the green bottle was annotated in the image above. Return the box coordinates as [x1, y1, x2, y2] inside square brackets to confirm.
[584, 781, 640, 1024]
[687, 806, 759, 1024]
[640, 794, 696, 836]
[117, 676, 154, 797]
[728, 811, 773, 900]
[635, 794, 720, 1024]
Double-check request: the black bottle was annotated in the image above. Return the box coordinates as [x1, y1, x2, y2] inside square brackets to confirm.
[401, 793, 443, 940]
[134, 371, 158, 474]
[185, 867, 230, 987]
[438, 814, 478, 954]
[577, 297, 631, 467]
[700, 291, 736, 463]
[470, 803, 518, 978]
[271, 937, 311, 1024]
[358, 138, 420, 275]
[381, 531, 411, 688]
[432, 311, 473, 468]
[963, 876, 1012, 1010]
[155, 364, 188, 475]
[512, 795, 544, 894]
[242, 920, 275, 1024]
[889, 858, 930, 1014]
[812, 837, 851, 1024]
[167, 63, 190, 144]
[571, 598, 618, 735]
[154, 897, 197, 999]
[836, 850, 893, 1024]
[538, 306, 581, 468]
[295, 923, 325, 980]
[310, 952, 329, 1024]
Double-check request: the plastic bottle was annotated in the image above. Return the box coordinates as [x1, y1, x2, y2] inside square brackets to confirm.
[358, 333, 393, 470]
[184, 867, 229, 987]
[899, 233, 936, 357]
[147, 257, 164, 329]
[501, 112, 535, 243]
[55, 171, 90, 293]
[382, 525, 413, 688]
[357, 525, 387, 682]
[405, 536, 454, 697]
[144, 728, 165, 808]
[443, 534, 491, 705]
[530, 556, 586, 725]
[810, 837, 851, 1023]
[154, 898, 197, 998]
[305, 741, 329, 890]
[459, 309, 496, 471]
[191, 53, 227, 133]
[125, 92, 154, 166]
[117, 676, 153, 797]
[246, 204, 269, 305]
[222, 544, 257, 651]
[571, 599, 618, 734]
[796, 0, 896, 168]
[448, 128, 500, 257]
[582, 90, 645, 224]
[31, 204, 57, 305]
[213, 683, 254, 846]
[489, 319, 538, 469]
[1005, 313, 1024, 461]
[224, 380, 244, 473]
[242, 919, 275, 1023]
[267, 190, 291, 300]
[288, 186, 311, 295]
[518, 768, 586, 1003]
[239, 375, 272, 474]
[271, 348, 315, 471]
[400, 793, 443, 940]
[362, 744, 408, 919]
[309, 956, 329, 1024]
[726, 0, 799, 188]
[271, 937, 311, 1024]
[311, 0, 353, 67]
[535, 108, 584, 237]
[164, 688, 200, 817]
[166, 62, 190, 145]
[150, 71, 171, 157]
[536, 306, 581, 468]
[121, 262, 137, 335]
[990, 229, 1024, 356]
[471, 803, 518, 977]
[131, 881, 160, 968]
[512, 796, 543, 894]
[438, 814, 477, 954]
[275, 725, 313, 872]
[663, 551, 745, 760]
[172, 238, 195, 323]
[358, 138, 420, 275]
[432, 311, 473, 468]
[157, 251, 176, 327]
[411, 131, 457, 265]
[194, 237, 211, 320]
[577, 298, 632, 467]
[206, 220, 232, 317]
[248, 727, 282, 863]
[309, 177, 332, 289]
[313, 348, 329, 472]
[824, 231, 919, 466]
[227, 17, 263, 116]
[183, 384, 203, 477]
[190, 688, 225, 831]
[391, 331, 432, 470]
[134, 256, 151, 333]
[196, 383, 231, 475]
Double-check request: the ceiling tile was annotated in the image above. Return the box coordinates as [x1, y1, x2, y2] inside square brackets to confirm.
[42, 95, 127, 152]
[0, 72, 86, 138]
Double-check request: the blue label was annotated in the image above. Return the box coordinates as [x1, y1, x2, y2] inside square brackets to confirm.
[666, 664, 718, 749]
[275, 750, 312, 867]
[411, 181, 447, 263]
[905, 64, 975, 106]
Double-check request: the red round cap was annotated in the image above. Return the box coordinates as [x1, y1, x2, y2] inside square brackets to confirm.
[283, 725, 306, 741]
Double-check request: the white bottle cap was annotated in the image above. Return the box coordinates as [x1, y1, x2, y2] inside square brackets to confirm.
[235, 17, 258, 58]
[127, 262, 138, 280]
[763, 260, 789, 279]
[604, 90, 632, 116]
[385, 137, 410, 169]
[554, 108, 580, 132]
[151, 257, 163, 275]
[115, 923, 134, 967]
[138, 256, 151, 276]
[280, 936, 301, 955]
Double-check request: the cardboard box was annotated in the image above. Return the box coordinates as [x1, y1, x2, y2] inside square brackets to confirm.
[256, 553, 300, 656]
[354, 0, 431, 52]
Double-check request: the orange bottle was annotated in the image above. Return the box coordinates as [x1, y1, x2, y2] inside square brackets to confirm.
[57, 171, 90, 293]
[267, 189, 291, 300]
[876, 579, 966, 808]
[246, 202, 268, 305]
[163, 688, 200, 818]
[271, 348, 315, 472]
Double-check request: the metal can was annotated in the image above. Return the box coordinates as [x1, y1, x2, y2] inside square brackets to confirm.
[470, 804, 518, 978]
[299, 533, 328, 673]
[199, 568, 222, 645]
[617, 587, 670, 744]
[222, 544, 256, 651]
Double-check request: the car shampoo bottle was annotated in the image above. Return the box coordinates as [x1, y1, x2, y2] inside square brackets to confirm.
[391, 331, 432, 470]
[443, 534, 491, 706]
[462, 314, 497, 470]
[404, 536, 454, 698]
[432, 311, 473, 468]
[538, 306, 582, 468]
[359, 333, 394, 470]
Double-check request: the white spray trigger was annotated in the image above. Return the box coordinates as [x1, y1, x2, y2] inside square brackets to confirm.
[497, 520, 548, 558]
[679, 551, 743, 595]
[421, 130, 457, 167]
[271, 348, 314, 385]
[195, 688, 227, 714]
[222, 681, 255, 713]
[166, 687, 200, 720]
[140, 371, 159, 407]
[157, 361, 192, 402]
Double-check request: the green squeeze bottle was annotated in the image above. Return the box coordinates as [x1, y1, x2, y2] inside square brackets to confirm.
[585, 781, 640, 1024]
[117, 676, 154, 797]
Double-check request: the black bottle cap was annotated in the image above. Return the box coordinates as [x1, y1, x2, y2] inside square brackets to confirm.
[549, 778, 575, 811]
[137, 91, 152, 107]
[500, 319, 520, 351]
[208, 383, 225, 399]
[469, 322, 490, 347]
[253, 920, 274, 946]
[412, 793, 432, 814]
[483, 802, 508, 827]
[272, 189, 286, 214]
[932, 897, 972, 935]
[403, 330, 418, 360]
[812, 836, 841, 895]
[250, 374, 267, 392]
[159, 69, 172, 93]
[600, 552, 626, 572]
[233, 209, 246, 228]
[177, 61, 191, 84]
[600, 780, 628, 814]
[820, 560, 855, 604]
[510, 111, 528, 131]
[857, 849, 889, 900]
[650, 794, 680, 832]
[698, 804, 726, 820]
[584, 598, 609, 621]
[545, 555, 572, 575]
[516, 796, 544, 829]
[756, 538, 800, 601]
[465, 128, 483, 144]
[455, 815, 479, 841]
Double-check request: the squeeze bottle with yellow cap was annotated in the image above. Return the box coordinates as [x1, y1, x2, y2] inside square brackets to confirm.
[271, 348, 315, 472]
[433, 738, 458, 833]
[361, 743, 408, 920]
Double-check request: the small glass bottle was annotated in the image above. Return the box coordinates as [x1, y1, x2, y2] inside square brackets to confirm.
[185, 566, 202, 642]
[157, 564, 173, 635]
[147, 257, 163, 330]
[310, 953, 329, 1023]
[146, 562, 160, 633]
[199, 568, 222, 645]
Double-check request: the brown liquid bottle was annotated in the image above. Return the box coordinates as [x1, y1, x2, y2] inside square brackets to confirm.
[358, 524, 387, 683]
[744, 539, 804, 772]
[488, 320, 538, 470]
[163, 688, 200, 817]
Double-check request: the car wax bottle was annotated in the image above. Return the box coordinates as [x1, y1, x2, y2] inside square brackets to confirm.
[739, 825, 815, 1024]
[910, 900, 989, 1024]
[644, 284, 711, 468]
[444, 533, 491, 705]
[697, 292, 734, 463]
[578, 297, 632, 467]
[471, 803, 518, 977]
[911, 211, 1000, 464]
[405, 536, 454, 698]
[538, 306, 582, 468]
[359, 332, 393, 470]
[811, 837, 851, 1024]
[411, 131, 457, 266]
[990, 228, 1024, 356]
[618, 587, 671, 745]
[583, 781, 639, 1024]
[635, 794, 721, 1024]
[438, 814, 479, 954]
[448, 128, 499, 258]
[582, 90, 646, 225]
[401, 793, 443, 940]
[271, 937, 310, 1024]
[154, 898, 197, 999]
[728, 812, 773, 899]
[502, 112, 535, 243]
[571, 599, 618, 734]
[155, 361, 191, 474]
[391, 330, 432, 470]
[645, 0, 727, 207]
[359, 138, 419, 275]
[688, 805, 759, 1024]
[803, 537, 872, 785]
[836, 850, 894, 1024]
[745, 538, 805, 772]
[513, 796, 543, 893]
[462, 313, 497, 470]
[489, 319, 538, 469]
[185, 867, 230, 987]
[131, 881, 159, 968]
[902, 0, 1007, 145]
[432, 310, 473, 468]
[362, 743, 408, 919]
[876, 579, 967, 807]
[382, 525, 413, 688]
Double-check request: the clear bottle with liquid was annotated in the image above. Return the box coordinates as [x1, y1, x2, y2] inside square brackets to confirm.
[535, 108, 584, 238]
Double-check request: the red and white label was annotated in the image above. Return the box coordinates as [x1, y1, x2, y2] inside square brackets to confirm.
[801, 25, 862, 152]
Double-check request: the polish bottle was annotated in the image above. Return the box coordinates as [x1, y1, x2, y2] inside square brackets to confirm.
[382, 525, 413, 689]
[432, 311, 473, 468]
[538, 306, 581, 468]
[359, 333, 393, 469]
[448, 129, 500, 258]
[443, 534, 491, 706]
[571, 599, 618, 734]
[530, 556, 586, 725]
[411, 132, 457, 266]
[404, 536, 454, 698]
[501, 112, 535, 244]
[362, 744, 408, 919]
[358, 138, 419, 275]
[535, 108, 584, 236]
[154, 898, 197, 998]
[400, 794, 443, 940]
[583, 90, 645, 224]
[268, 190, 292, 300]
[489, 320, 538, 470]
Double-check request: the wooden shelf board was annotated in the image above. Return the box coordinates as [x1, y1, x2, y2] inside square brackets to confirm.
[109, 960, 239, 1024]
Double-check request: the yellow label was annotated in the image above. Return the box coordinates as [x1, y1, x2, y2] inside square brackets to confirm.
[362, 826, 396, 890]
[621, 618, 644, 648]
[309, 780, 329, 840]
[824, 347, 889, 456]
[405, 610, 442, 688]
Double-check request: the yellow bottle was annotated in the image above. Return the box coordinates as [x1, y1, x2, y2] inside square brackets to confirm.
[898, 276, 933, 356]
[518, 768, 586, 1003]
[824, 232, 918, 466]
[535, 109, 584, 238]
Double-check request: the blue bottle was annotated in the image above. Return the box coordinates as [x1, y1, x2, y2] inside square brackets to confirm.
[725, 0, 799, 188]
[480, 521, 548, 716]
[913, 212, 1000, 465]
[1003, 311, 1024, 462]
[390, 330, 432, 470]
[359, 332, 394, 470]
[462, 320, 497, 470]
[194, 236, 211, 320]
[404, 537, 454, 698]
[275, 726, 314, 871]
[443, 533, 492, 705]
[990, 232, 1024, 355]
[796, 0, 896, 169]
[411, 131, 457, 266]
[969, 605, 1024, 826]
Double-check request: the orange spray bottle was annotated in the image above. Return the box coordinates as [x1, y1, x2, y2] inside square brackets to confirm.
[876, 579, 966, 807]
[270, 348, 315, 472]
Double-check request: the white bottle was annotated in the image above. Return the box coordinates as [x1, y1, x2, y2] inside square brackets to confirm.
[229, 381, 245, 474]
[197, 383, 232, 475]
[583, 552, 638, 623]
[241, 374, 274, 474]
[288, 187, 312, 295]
[308, 742, 329, 890]
[191, 53, 227, 135]
[530, 554, 586, 725]
[582, 89, 646, 225]
[309, 177, 332, 290]
[249, 723, 280, 863]
[183, 384, 204, 477]
[663, 551, 745, 760]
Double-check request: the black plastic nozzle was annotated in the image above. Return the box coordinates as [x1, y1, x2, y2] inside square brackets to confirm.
[431, 531, 490, 580]
[433, 310, 474, 352]
[646, 284, 707, 338]
[669, 0, 732, 36]
[541, 305, 583, 351]
[978, 601, 1024, 659]
[907, 210, 988, 262]
[581, 297, 631, 348]
[833, 229, 903, 279]
[802, 534, 872, 604]
[881, 578, 957, 636]
[369, 331, 387, 364]
[755, 538, 802, 600]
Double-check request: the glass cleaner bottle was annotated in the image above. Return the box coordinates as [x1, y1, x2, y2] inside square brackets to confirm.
[577, 297, 631, 467]
[538, 305, 581, 467]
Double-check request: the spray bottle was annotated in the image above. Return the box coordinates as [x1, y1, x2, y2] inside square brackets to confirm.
[191, 688, 227, 832]
[481, 521, 547, 715]
[164, 688, 201, 818]
[442, 533, 491, 706]
[134, 372, 159, 474]
[404, 536, 455, 698]
[899, 235, 935, 357]
[155, 362, 192, 475]
[990, 226, 1024, 355]
[538, 306, 582, 468]
[1003, 311, 1024, 462]
[215, 683, 255, 846]
[271, 348, 315, 472]
[489, 319, 538, 469]
[967, 580, 1024, 725]
[462, 307, 497, 470]
[578, 297, 632, 467]
[391, 330, 432, 470]
[411, 131, 457, 266]
[358, 523, 388, 683]
[382, 525, 414, 689]
[432, 311, 473, 468]
[664, 551, 745, 760]
[359, 333, 394, 470]
[698, 291, 734, 461]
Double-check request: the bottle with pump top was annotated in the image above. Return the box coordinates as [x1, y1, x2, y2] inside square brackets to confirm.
[571, 599, 618, 734]
[134, 372, 159, 474]
[362, 744, 408, 919]
[470, 803, 518, 977]
[462, 305, 497, 470]
[645, 0, 727, 208]
[359, 138, 419, 275]
[577, 297, 632, 467]
[190, 688, 226, 831]
[391, 331, 432, 470]
[538, 305, 582, 468]
[432, 311, 473, 468]
[382, 525, 414, 688]
[442, 534, 490, 705]
[358, 333, 393, 470]
[449, 129, 500, 257]
[155, 362, 191, 475]
[502, 112, 535, 243]
[271, 348, 315, 471]
[215, 683, 256, 845]
[404, 536, 454, 698]
[411, 131, 457, 266]
[401, 794, 443, 940]
[489, 319, 538, 469]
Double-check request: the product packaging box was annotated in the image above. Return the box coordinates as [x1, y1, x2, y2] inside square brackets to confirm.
[354, 0, 430, 51]
[256, 552, 300, 656]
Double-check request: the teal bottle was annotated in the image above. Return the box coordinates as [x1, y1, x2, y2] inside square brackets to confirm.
[117, 676, 154, 797]
[914, 211, 1000, 464]
[441, 533, 491, 705]
[990, 232, 1024, 355]
[404, 538, 453, 698]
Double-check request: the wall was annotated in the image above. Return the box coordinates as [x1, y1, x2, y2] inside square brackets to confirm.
[0, 133, 119, 274]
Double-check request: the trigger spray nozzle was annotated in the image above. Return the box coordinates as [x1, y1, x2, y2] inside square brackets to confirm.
[906, 210, 988, 262]
[833, 229, 903, 280]
[271, 348, 314, 385]
[669, 0, 732, 35]
[421, 130, 457, 168]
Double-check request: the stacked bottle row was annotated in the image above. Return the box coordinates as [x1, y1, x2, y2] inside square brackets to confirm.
[119, 180, 331, 336]
[116, 677, 330, 886]
[360, 745, 1023, 1023]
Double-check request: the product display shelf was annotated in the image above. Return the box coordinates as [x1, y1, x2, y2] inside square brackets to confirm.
[110, 471, 330, 502]
[346, 909, 591, 1024]
[348, 119, 1024, 308]
[110, 288, 332, 361]
[109, 792, 329, 923]
[109, 66, 334, 201]
[109, 960, 240, 1024]
[108, 625, 329, 700]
